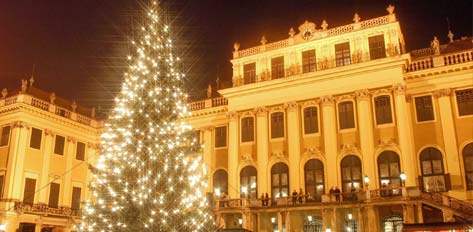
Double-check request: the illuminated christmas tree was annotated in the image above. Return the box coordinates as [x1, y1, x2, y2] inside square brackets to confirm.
[79, 2, 215, 231]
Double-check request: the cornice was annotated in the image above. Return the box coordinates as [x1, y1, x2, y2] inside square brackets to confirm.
[404, 63, 473, 80]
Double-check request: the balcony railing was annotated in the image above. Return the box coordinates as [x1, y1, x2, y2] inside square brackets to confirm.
[421, 192, 473, 220]
[0, 94, 101, 127]
[14, 201, 80, 217]
[188, 96, 228, 111]
[406, 50, 473, 73]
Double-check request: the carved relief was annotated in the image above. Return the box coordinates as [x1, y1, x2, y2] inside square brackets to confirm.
[355, 90, 370, 100]
[1, 88, 7, 98]
[372, 88, 392, 96]
[340, 143, 359, 154]
[13, 121, 30, 129]
[67, 136, 76, 143]
[226, 111, 239, 120]
[284, 101, 299, 110]
[320, 95, 335, 106]
[271, 151, 285, 158]
[44, 129, 56, 137]
[336, 94, 355, 102]
[433, 88, 452, 98]
[392, 83, 406, 95]
[242, 153, 253, 162]
[302, 100, 320, 106]
[253, 106, 267, 116]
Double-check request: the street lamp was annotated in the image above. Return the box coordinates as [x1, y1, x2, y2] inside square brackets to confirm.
[400, 172, 407, 197]
[363, 175, 370, 199]
[214, 188, 221, 197]
[325, 228, 332, 232]
[238, 218, 243, 227]
[307, 215, 313, 222]
[271, 217, 276, 224]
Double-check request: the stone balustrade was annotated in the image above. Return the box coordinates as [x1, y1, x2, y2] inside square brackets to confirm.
[406, 50, 473, 73]
[188, 96, 228, 111]
[13, 201, 81, 217]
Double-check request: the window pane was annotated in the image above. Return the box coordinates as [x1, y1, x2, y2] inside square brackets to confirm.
[30, 128, 42, 149]
[271, 112, 284, 138]
[304, 107, 318, 134]
[374, 96, 393, 124]
[54, 135, 65, 155]
[23, 178, 36, 205]
[71, 187, 81, 210]
[76, 142, 86, 161]
[215, 126, 227, 148]
[48, 183, 60, 208]
[339, 102, 355, 129]
[456, 88, 473, 116]
[0, 126, 10, 146]
[335, 42, 351, 67]
[432, 160, 443, 174]
[369, 35, 386, 60]
[380, 164, 389, 177]
[415, 96, 434, 122]
[271, 56, 285, 79]
[241, 117, 254, 142]
[243, 63, 256, 84]
[302, 50, 316, 73]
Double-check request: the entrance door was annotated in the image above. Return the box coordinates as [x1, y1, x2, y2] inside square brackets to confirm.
[303, 217, 323, 232]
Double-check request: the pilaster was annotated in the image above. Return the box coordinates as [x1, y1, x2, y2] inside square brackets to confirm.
[203, 127, 214, 193]
[321, 96, 338, 189]
[62, 136, 75, 207]
[285, 101, 301, 192]
[227, 111, 239, 198]
[254, 106, 269, 195]
[6, 121, 30, 200]
[38, 129, 55, 203]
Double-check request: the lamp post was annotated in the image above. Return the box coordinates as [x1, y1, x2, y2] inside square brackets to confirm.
[400, 172, 407, 197]
[363, 175, 370, 199]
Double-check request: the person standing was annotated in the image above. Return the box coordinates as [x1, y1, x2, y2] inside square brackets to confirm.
[334, 186, 341, 202]
[298, 188, 304, 204]
[292, 189, 298, 205]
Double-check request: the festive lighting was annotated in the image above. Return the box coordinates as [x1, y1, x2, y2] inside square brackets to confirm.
[79, 1, 214, 231]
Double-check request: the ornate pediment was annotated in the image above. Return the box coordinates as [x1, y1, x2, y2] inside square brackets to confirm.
[298, 20, 317, 40]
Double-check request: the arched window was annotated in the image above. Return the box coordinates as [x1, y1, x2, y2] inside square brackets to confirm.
[341, 155, 362, 192]
[240, 166, 257, 198]
[241, 117, 254, 142]
[304, 159, 324, 202]
[374, 95, 393, 125]
[420, 147, 446, 192]
[213, 169, 228, 196]
[378, 151, 401, 188]
[271, 162, 289, 199]
[463, 143, 473, 190]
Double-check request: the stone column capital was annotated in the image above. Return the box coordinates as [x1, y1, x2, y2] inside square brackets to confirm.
[433, 88, 452, 98]
[226, 111, 239, 120]
[320, 95, 335, 106]
[284, 101, 299, 111]
[67, 136, 76, 143]
[13, 121, 30, 129]
[355, 89, 371, 100]
[392, 83, 406, 95]
[44, 129, 55, 137]
[202, 126, 215, 132]
[253, 106, 268, 116]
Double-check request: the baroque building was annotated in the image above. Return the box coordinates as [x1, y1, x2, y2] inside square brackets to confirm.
[0, 81, 102, 232]
[186, 5, 473, 232]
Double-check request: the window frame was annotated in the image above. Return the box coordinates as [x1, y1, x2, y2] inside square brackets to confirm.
[419, 147, 446, 192]
[75, 141, 86, 161]
[377, 151, 402, 189]
[270, 111, 285, 140]
[271, 56, 285, 79]
[22, 174, 38, 205]
[29, 127, 43, 150]
[213, 169, 229, 195]
[368, 34, 387, 60]
[214, 125, 228, 149]
[454, 88, 473, 118]
[337, 100, 357, 131]
[243, 62, 257, 84]
[414, 94, 436, 123]
[372, 94, 395, 127]
[302, 49, 317, 73]
[53, 134, 66, 156]
[301, 106, 320, 136]
[240, 116, 255, 144]
[0, 125, 11, 147]
[270, 162, 289, 199]
[71, 186, 82, 210]
[462, 143, 473, 190]
[340, 155, 363, 193]
[240, 166, 257, 199]
[304, 159, 325, 201]
[335, 42, 351, 67]
[48, 182, 60, 208]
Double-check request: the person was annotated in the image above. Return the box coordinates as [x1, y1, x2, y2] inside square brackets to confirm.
[261, 193, 266, 206]
[264, 193, 270, 207]
[329, 187, 335, 202]
[351, 185, 357, 201]
[292, 189, 298, 205]
[334, 186, 341, 202]
[381, 182, 387, 197]
[298, 188, 304, 204]
[387, 182, 393, 196]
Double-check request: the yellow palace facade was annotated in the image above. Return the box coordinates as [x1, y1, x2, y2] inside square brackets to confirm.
[187, 5, 473, 232]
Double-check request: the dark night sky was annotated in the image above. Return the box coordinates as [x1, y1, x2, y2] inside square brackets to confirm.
[0, 0, 471, 112]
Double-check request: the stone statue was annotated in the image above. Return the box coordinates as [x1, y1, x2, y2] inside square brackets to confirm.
[1, 88, 7, 98]
[21, 79, 28, 93]
[71, 101, 77, 112]
[29, 76, 35, 87]
[386, 4, 395, 14]
[215, 77, 222, 90]
[288, 27, 295, 37]
[353, 13, 361, 23]
[233, 42, 240, 52]
[50, 92, 56, 103]
[260, 36, 267, 45]
[321, 20, 328, 30]
[91, 107, 96, 118]
[448, 30, 454, 43]
[207, 84, 212, 99]
[431, 36, 440, 55]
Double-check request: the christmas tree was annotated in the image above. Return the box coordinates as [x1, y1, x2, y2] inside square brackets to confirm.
[79, 1, 215, 231]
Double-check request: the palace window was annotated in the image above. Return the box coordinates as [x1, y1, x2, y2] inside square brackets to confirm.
[374, 95, 393, 125]
[341, 155, 362, 192]
[54, 135, 65, 155]
[0, 125, 10, 146]
[335, 42, 351, 67]
[76, 142, 86, 161]
[338, 101, 355, 130]
[302, 49, 316, 73]
[377, 151, 401, 191]
[243, 62, 256, 84]
[48, 183, 60, 208]
[215, 126, 227, 148]
[213, 169, 228, 196]
[30, 128, 42, 149]
[368, 34, 386, 60]
[455, 88, 473, 116]
[241, 117, 254, 142]
[420, 147, 446, 192]
[462, 143, 473, 190]
[23, 178, 36, 205]
[271, 56, 285, 79]
[0, 175, 4, 199]
[304, 159, 324, 202]
[270, 112, 284, 138]
[271, 162, 289, 199]
[303, 107, 319, 134]
[240, 166, 257, 198]
[415, 96, 434, 122]
[71, 187, 82, 210]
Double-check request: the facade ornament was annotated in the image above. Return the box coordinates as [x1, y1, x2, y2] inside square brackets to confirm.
[392, 83, 406, 95]
[288, 27, 295, 38]
[386, 43, 399, 56]
[433, 88, 452, 98]
[353, 13, 361, 23]
[302, 100, 320, 106]
[260, 36, 267, 45]
[321, 20, 328, 30]
[21, 79, 28, 93]
[386, 4, 395, 14]
[337, 94, 355, 102]
[340, 143, 358, 155]
[283, 101, 299, 110]
[67, 136, 76, 143]
[29, 76, 35, 87]
[44, 129, 55, 137]
[320, 57, 329, 70]
[71, 101, 77, 112]
[372, 88, 392, 96]
[355, 89, 370, 100]
[304, 146, 321, 155]
[320, 95, 335, 106]
[405, 94, 413, 102]
[91, 107, 96, 118]
[226, 111, 239, 120]
[253, 106, 267, 116]
[1, 88, 7, 98]
[298, 20, 316, 40]
[50, 92, 56, 104]
[378, 137, 396, 147]
[430, 36, 440, 55]
[271, 151, 285, 158]
[13, 121, 30, 129]
[233, 42, 240, 52]
[207, 84, 212, 99]
[448, 30, 454, 43]
[242, 153, 253, 162]
[215, 77, 222, 90]
[352, 50, 362, 63]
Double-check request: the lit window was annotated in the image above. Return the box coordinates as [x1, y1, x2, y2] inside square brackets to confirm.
[463, 143, 473, 190]
[240, 166, 257, 198]
[271, 163, 289, 200]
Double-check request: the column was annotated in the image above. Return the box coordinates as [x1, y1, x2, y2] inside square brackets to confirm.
[277, 212, 283, 232]
[434, 88, 462, 187]
[85, 143, 98, 200]
[355, 90, 376, 189]
[285, 211, 291, 232]
[62, 136, 75, 207]
[227, 111, 239, 199]
[6, 121, 30, 200]
[321, 96, 338, 188]
[365, 206, 378, 232]
[330, 207, 337, 231]
[38, 129, 54, 203]
[357, 208, 364, 232]
[403, 203, 415, 224]
[285, 101, 301, 192]
[203, 127, 213, 193]
[416, 203, 424, 223]
[393, 84, 416, 187]
[255, 107, 269, 196]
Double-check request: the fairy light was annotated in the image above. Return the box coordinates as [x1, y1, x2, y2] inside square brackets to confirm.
[79, 1, 214, 231]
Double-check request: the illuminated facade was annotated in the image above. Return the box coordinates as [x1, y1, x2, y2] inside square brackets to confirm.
[0, 83, 101, 232]
[187, 5, 473, 232]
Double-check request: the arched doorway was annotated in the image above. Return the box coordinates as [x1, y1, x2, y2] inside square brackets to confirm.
[419, 147, 446, 192]
[271, 162, 289, 200]
[304, 159, 324, 202]
[240, 166, 257, 198]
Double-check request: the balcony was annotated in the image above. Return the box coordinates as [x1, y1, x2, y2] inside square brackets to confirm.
[406, 49, 473, 73]
[188, 96, 228, 111]
[13, 201, 80, 217]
